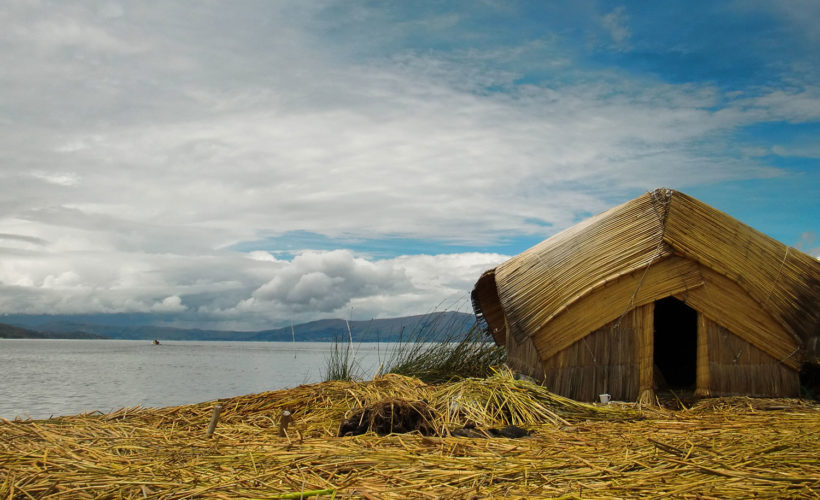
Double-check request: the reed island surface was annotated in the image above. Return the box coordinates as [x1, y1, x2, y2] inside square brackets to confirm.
[1, 370, 818, 499]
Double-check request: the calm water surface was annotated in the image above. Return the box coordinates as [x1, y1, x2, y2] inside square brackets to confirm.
[0, 340, 392, 420]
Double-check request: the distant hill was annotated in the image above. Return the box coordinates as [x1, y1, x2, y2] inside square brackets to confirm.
[1, 311, 477, 342]
[0, 322, 107, 339]
[250, 312, 476, 342]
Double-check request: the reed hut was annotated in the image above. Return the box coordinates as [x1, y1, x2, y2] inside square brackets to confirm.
[472, 188, 820, 402]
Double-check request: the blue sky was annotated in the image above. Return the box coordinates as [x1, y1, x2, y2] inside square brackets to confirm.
[236, 0, 820, 256]
[0, 1, 817, 329]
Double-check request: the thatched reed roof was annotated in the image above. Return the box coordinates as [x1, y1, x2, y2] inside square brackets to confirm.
[472, 188, 820, 369]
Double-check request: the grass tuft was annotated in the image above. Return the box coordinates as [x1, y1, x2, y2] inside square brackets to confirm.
[383, 314, 506, 384]
[323, 334, 359, 381]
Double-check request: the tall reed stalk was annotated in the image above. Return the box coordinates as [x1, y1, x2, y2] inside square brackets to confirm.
[383, 313, 506, 383]
[323, 309, 505, 383]
[323, 333, 359, 381]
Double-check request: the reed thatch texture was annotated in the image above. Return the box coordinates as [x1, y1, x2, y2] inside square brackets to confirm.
[532, 255, 703, 361]
[706, 318, 800, 397]
[1, 376, 818, 499]
[504, 324, 542, 381]
[636, 303, 655, 402]
[471, 270, 506, 345]
[486, 190, 673, 348]
[472, 188, 819, 398]
[674, 265, 801, 369]
[696, 312, 710, 396]
[541, 310, 640, 401]
[664, 192, 820, 350]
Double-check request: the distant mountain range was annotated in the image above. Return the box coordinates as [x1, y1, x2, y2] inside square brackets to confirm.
[0, 311, 477, 342]
[0, 322, 107, 339]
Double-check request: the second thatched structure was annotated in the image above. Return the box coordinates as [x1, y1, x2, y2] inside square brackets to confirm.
[472, 188, 820, 402]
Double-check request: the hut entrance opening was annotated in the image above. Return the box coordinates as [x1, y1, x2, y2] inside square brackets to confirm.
[653, 297, 697, 390]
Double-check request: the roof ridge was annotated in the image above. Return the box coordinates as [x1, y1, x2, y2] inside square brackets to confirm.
[650, 187, 674, 230]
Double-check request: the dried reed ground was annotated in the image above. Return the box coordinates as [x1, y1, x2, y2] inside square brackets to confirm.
[1, 372, 818, 499]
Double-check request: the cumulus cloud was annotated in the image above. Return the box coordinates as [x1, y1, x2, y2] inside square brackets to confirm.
[202, 250, 508, 328]
[250, 250, 409, 311]
[151, 295, 187, 313]
[0, 236, 508, 328]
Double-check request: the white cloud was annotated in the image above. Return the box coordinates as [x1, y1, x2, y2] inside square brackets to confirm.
[771, 144, 820, 158]
[220, 249, 509, 325]
[227, 250, 508, 327]
[151, 295, 187, 313]
[250, 250, 408, 311]
[0, 3, 807, 248]
[0, 1, 815, 328]
[795, 232, 820, 259]
[246, 251, 280, 262]
[602, 6, 632, 48]
[29, 171, 80, 187]
[748, 89, 820, 123]
[42, 271, 83, 289]
[0, 233, 508, 328]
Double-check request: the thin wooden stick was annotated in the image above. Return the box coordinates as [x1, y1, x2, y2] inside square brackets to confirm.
[279, 410, 293, 437]
[206, 404, 222, 438]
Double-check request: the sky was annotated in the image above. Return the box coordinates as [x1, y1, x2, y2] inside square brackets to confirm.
[0, 0, 818, 330]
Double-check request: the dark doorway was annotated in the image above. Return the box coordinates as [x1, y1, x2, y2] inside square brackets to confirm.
[653, 297, 697, 389]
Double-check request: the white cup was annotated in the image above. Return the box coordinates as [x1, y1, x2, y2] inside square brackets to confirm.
[599, 393, 611, 404]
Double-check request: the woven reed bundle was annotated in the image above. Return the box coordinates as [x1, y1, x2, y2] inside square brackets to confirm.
[2, 373, 818, 499]
[434, 369, 640, 430]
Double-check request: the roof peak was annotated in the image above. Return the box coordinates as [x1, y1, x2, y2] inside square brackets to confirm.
[649, 188, 675, 228]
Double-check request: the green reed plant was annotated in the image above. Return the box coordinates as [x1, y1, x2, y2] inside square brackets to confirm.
[323, 332, 359, 381]
[384, 313, 506, 384]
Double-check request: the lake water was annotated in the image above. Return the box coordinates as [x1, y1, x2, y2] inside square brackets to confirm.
[0, 339, 393, 420]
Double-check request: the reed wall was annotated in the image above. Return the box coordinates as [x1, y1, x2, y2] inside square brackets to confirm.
[706, 318, 799, 397]
[534, 256, 703, 361]
[674, 265, 801, 369]
[505, 327, 544, 382]
[511, 302, 799, 402]
[538, 309, 640, 402]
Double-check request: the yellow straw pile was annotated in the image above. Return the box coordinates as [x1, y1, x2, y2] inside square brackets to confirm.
[2, 371, 818, 499]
